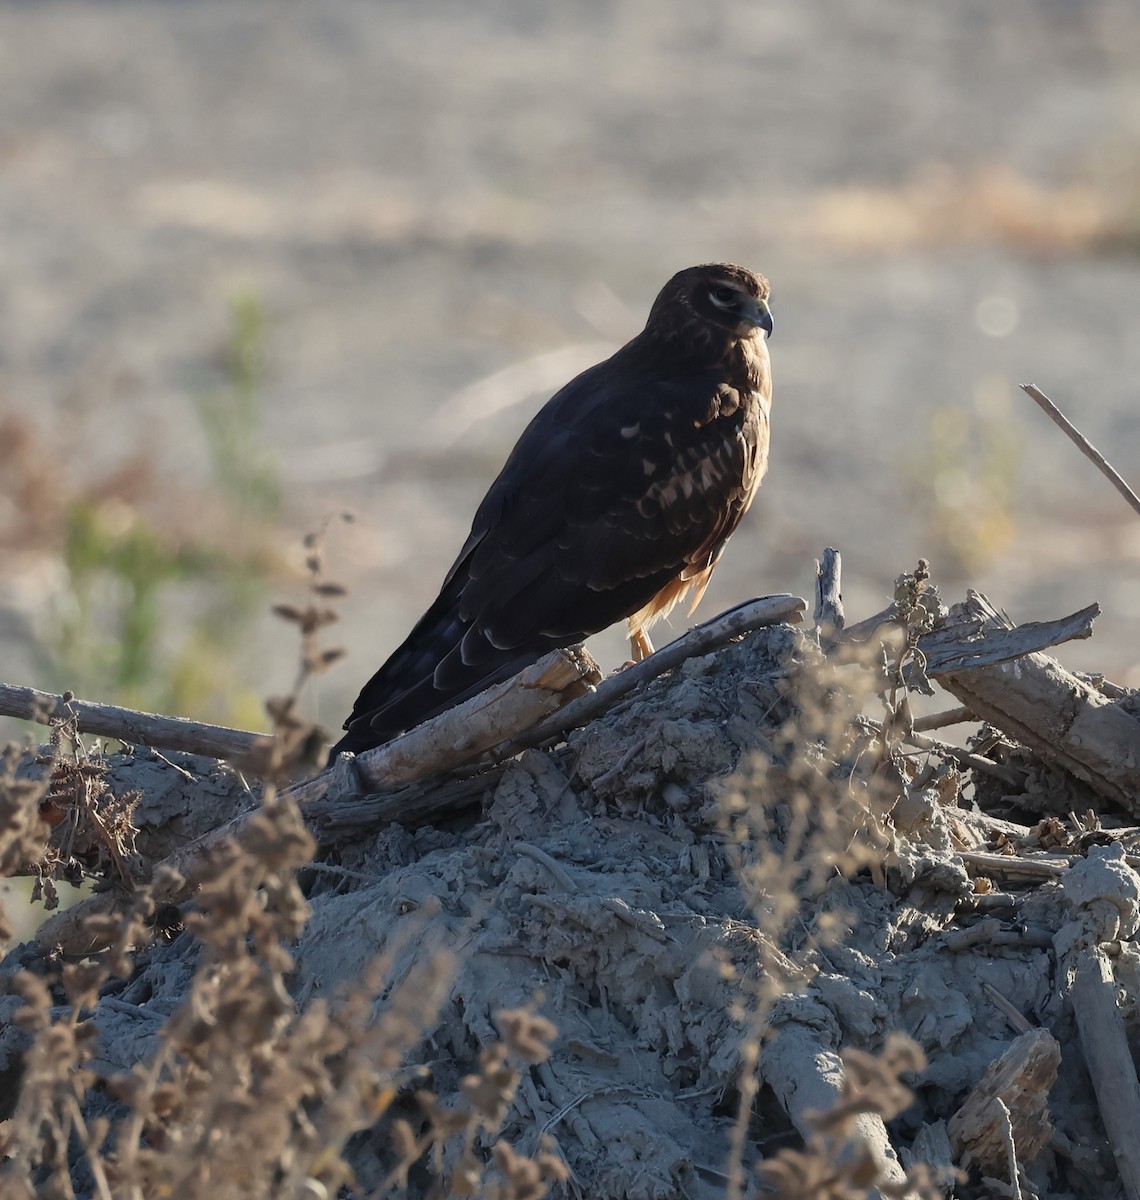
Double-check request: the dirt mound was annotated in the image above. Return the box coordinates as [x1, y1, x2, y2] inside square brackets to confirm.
[3, 591, 1140, 1198]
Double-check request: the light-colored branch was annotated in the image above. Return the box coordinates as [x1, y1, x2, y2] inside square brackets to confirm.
[34, 648, 601, 953]
[345, 646, 600, 794]
[903, 729, 1022, 785]
[814, 547, 844, 645]
[910, 705, 975, 732]
[1070, 948, 1140, 1200]
[0, 682, 271, 766]
[920, 598, 1099, 676]
[842, 596, 1098, 671]
[219, 649, 598, 845]
[947, 1028, 1060, 1176]
[957, 850, 1069, 879]
[1022, 383, 1140, 521]
[935, 593, 1140, 812]
[856, 714, 1018, 782]
[760, 1022, 913, 1194]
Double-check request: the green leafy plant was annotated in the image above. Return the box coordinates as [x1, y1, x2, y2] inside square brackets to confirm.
[195, 291, 282, 519]
[13, 291, 285, 726]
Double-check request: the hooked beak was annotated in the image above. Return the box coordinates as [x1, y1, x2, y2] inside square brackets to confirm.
[747, 297, 774, 338]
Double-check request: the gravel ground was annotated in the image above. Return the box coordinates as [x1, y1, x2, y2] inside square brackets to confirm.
[1, 0, 1140, 733]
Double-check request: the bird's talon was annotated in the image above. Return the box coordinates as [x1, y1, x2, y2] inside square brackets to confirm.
[629, 630, 655, 662]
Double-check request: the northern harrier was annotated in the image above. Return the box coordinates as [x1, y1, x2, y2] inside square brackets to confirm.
[330, 263, 773, 760]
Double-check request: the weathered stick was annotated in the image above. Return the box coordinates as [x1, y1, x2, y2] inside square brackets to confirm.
[921, 597, 1099, 676]
[947, 1028, 1060, 1174]
[904, 730, 1021, 783]
[1022, 384, 1140, 521]
[983, 983, 1035, 1035]
[842, 594, 1098, 675]
[0, 682, 271, 766]
[957, 851, 1069, 880]
[910, 706, 975, 732]
[33, 600, 806, 954]
[855, 713, 1018, 782]
[342, 647, 600, 794]
[1069, 948, 1140, 1200]
[936, 593, 1140, 812]
[814, 548, 844, 647]
[760, 1022, 914, 1195]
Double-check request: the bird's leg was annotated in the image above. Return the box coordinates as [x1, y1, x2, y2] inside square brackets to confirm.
[629, 629, 654, 662]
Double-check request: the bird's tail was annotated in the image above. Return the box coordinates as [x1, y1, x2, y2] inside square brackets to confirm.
[327, 584, 547, 763]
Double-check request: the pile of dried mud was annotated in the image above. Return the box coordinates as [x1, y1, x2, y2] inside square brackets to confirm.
[4, 610, 1140, 1199]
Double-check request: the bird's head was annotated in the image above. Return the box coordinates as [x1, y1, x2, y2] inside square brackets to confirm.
[648, 263, 773, 346]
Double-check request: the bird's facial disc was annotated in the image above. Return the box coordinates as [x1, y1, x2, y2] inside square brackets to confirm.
[707, 285, 774, 339]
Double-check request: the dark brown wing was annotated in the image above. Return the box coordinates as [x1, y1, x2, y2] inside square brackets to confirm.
[330, 355, 767, 757]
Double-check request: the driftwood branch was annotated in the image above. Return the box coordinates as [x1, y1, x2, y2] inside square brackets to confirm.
[180, 594, 802, 829]
[814, 547, 844, 647]
[1022, 383, 1140, 521]
[947, 1028, 1060, 1174]
[0, 682, 271, 766]
[911, 705, 975, 732]
[286, 645, 600, 810]
[1069, 948, 1140, 1200]
[920, 597, 1099, 676]
[957, 851, 1069, 880]
[842, 594, 1098, 674]
[760, 1023, 913, 1195]
[345, 647, 599, 794]
[935, 593, 1140, 812]
[33, 600, 810, 953]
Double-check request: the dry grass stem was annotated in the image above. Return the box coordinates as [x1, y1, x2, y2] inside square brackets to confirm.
[1021, 383, 1140, 520]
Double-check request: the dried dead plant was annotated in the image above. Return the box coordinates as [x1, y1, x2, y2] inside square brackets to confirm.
[382, 1008, 568, 1199]
[719, 563, 948, 1198]
[757, 1035, 947, 1200]
[0, 529, 571, 1200]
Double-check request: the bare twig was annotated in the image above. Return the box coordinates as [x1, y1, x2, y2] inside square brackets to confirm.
[840, 604, 898, 644]
[911, 705, 976, 732]
[904, 729, 1023, 785]
[983, 983, 1036, 1035]
[996, 1098, 1024, 1200]
[1021, 384, 1140, 520]
[856, 715, 1020, 783]
[957, 850, 1069, 879]
[0, 682, 271, 766]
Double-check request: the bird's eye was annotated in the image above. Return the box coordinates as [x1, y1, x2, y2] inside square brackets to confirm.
[708, 286, 739, 309]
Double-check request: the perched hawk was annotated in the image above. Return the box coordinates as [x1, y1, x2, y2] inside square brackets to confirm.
[331, 263, 773, 760]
